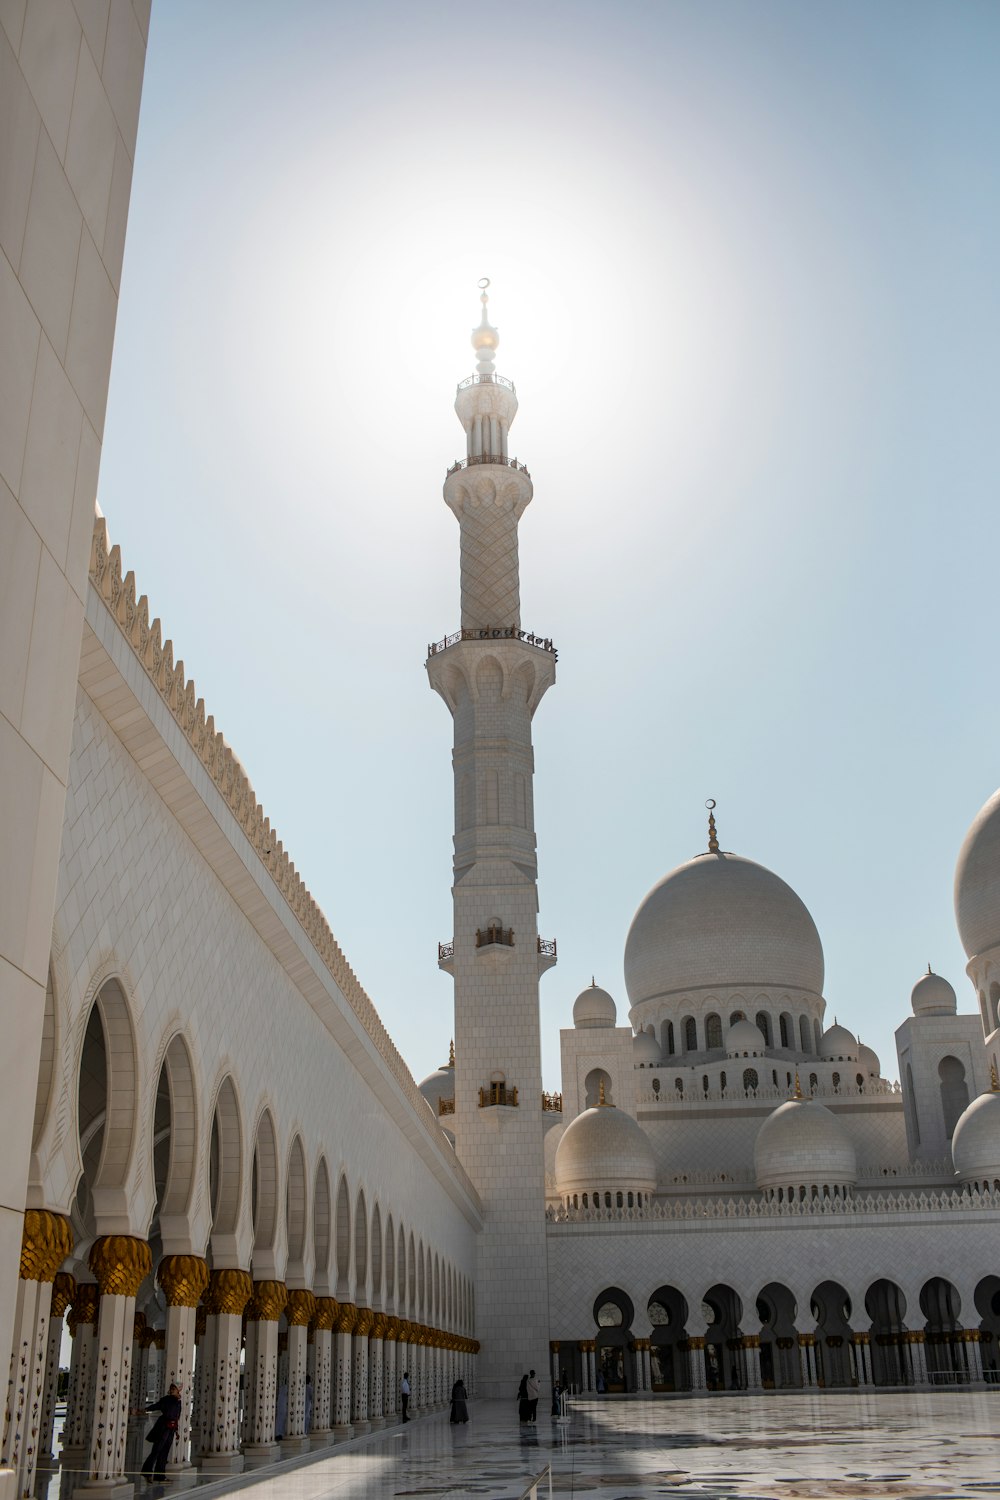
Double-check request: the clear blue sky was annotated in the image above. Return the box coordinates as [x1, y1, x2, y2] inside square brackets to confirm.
[97, 0, 1000, 1091]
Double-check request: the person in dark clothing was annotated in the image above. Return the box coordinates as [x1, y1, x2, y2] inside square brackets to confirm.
[400, 1371, 410, 1421]
[141, 1383, 181, 1481]
[516, 1372, 530, 1423]
[449, 1377, 469, 1423]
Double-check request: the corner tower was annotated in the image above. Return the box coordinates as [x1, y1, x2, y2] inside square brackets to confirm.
[427, 284, 554, 1395]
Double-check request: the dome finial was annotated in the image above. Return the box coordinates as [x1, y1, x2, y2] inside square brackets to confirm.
[793, 1072, 803, 1100]
[706, 798, 719, 854]
[449, 1038, 455, 1067]
[992, 1062, 999, 1093]
[598, 1077, 608, 1106]
[471, 277, 499, 375]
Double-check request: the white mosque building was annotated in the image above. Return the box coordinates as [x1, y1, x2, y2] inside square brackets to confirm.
[3, 26, 1000, 1485]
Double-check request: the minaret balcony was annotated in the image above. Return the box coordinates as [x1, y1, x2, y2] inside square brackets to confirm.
[537, 936, 558, 975]
[457, 373, 516, 395]
[445, 454, 530, 479]
[437, 940, 455, 974]
[427, 625, 557, 661]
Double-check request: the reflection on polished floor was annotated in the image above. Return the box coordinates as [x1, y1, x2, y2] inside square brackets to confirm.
[38, 1391, 1000, 1499]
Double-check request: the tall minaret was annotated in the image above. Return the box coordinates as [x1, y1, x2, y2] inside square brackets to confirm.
[427, 284, 554, 1395]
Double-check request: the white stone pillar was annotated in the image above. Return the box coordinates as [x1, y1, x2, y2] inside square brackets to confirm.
[410, 1339, 421, 1409]
[550, 1342, 560, 1392]
[687, 1338, 705, 1392]
[157, 1255, 210, 1479]
[351, 1311, 371, 1435]
[743, 1336, 762, 1390]
[965, 1330, 985, 1382]
[282, 1292, 315, 1454]
[39, 1273, 75, 1466]
[908, 1332, 928, 1386]
[311, 1300, 336, 1445]
[240, 1318, 257, 1448]
[798, 1334, 814, 1387]
[62, 1285, 99, 1465]
[199, 1267, 252, 1475]
[2, 1213, 73, 1498]
[333, 1307, 354, 1440]
[368, 1323, 385, 1428]
[638, 1340, 651, 1392]
[78, 1234, 152, 1500]
[189, 1308, 213, 1458]
[851, 1334, 871, 1386]
[384, 1331, 397, 1421]
[242, 1281, 285, 1469]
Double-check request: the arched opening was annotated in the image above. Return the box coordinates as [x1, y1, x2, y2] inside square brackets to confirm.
[370, 1204, 382, 1306]
[865, 1279, 910, 1385]
[354, 1189, 368, 1303]
[647, 1286, 690, 1392]
[799, 1016, 811, 1052]
[683, 1016, 697, 1052]
[584, 1068, 612, 1108]
[811, 1280, 854, 1387]
[779, 1012, 792, 1049]
[905, 1062, 920, 1146]
[593, 1288, 634, 1392]
[755, 1012, 771, 1047]
[334, 1175, 351, 1299]
[313, 1158, 332, 1295]
[417, 1241, 425, 1321]
[385, 1213, 395, 1310]
[729, 1009, 745, 1027]
[251, 1110, 279, 1279]
[209, 1075, 242, 1261]
[661, 1019, 675, 1056]
[939, 1056, 969, 1139]
[705, 1014, 723, 1050]
[73, 979, 140, 1247]
[408, 1233, 416, 1316]
[920, 1277, 966, 1380]
[743, 1067, 759, 1094]
[974, 1276, 1000, 1380]
[813, 1018, 823, 1053]
[285, 1136, 308, 1286]
[702, 1284, 744, 1391]
[757, 1283, 800, 1389]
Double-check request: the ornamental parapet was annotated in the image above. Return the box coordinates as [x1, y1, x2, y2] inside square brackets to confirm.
[205, 1268, 253, 1317]
[248, 1280, 287, 1322]
[88, 516, 433, 1138]
[158, 1254, 210, 1308]
[546, 1180, 1000, 1225]
[286, 1290, 317, 1327]
[542, 1091, 563, 1112]
[89, 1235, 152, 1298]
[19, 1210, 73, 1283]
[427, 625, 557, 661]
[479, 1083, 518, 1107]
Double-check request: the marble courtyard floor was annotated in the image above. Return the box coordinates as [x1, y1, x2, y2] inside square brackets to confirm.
[41, 1392, 1000, 1499]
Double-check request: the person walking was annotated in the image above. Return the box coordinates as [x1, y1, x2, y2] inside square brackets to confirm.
[449, 1376, 469, 1423]
[516, 1372, 530, 1423]
[141, 1382, 181, 1482]
[526, 1369, 540, 1423]
[400, 1370, 410, 1422]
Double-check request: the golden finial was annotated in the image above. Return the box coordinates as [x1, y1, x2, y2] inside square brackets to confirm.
[448, 1039, 455, 1067]
[793, 1072, 803, 1100]
[591, 976, 595, 987]
[598, 1078, 608, 1107]
[706, 799, 719, 854]
[928, 962, 932, 975]
[991, 1062, 999, 1094]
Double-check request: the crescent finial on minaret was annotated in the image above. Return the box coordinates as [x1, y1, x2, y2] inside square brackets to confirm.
[471, 278, 499, 375]
[706, 798, 719, 854]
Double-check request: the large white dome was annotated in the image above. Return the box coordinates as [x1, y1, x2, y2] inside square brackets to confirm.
[554, 1105, 657, 1200]
[625, 851, 824, 1006]
[952, 1090, 1000, 1185]
[911, 969, 957, 1017]
[573, 983, 617, 1029]
[955, 788, 1000, 960]
[754, 1097, 857, 1194]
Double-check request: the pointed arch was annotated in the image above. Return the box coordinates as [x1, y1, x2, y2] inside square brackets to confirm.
[385, 1214, 395, 1307]
[209, 1075, 243, 1244]
[313, 1157, 332, 1295]
[354, 1187, 368, 1302]
[251, 1109, 279, 1277]
[335, 1174, 352, 1298]
[285, 1134, 308, 1286]
[371, 1202, 383, 1303]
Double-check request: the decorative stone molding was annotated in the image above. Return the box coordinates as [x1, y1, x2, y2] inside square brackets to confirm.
[51, 1272, 76, 1320]
[88, 516, 431, 1128]
[334, 1302, 357, 1335]
[547, 1181, 1000, 1226]
[89, 1236, 152, 1298]
[18, 1210, 73, 1282]
[313, 1298, 339, 1332]
[248, 1280, 287, 1322]
[157, 1253, 210, 1308]
[205, 1268, 253, 1317]
[286, 1290, 317, 1327]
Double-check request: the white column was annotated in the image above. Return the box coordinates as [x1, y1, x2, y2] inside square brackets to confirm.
[638, 1341, 651, 1392]
[333, 1309, 354, 1440]
[240, 1318, 257, 1448]
[351, 1312, 371, 1434]
[310, 1303, 335, 1445]
[78, 1236, 151, 1500]
[908, 1332, 928, 1386]
[190, 1310, 214, 1458]
[384, 1333, 397, 1421]
[197, 1270, 251, 1474]
[687, 1338, 705, 1391]
[157, 1256, 209, 1480]
[39, 1274, 74, 1466]
[62, 1286, 99, 1464]
[369, 1329, 384, 1428]
[744, 1337, 762, 1390]
[584, 1342, 596, 1392]
[242, 1282, 284, 1469]
[283, 1293, 315, 1454]
[798, 1334, 814, 1387]
[1, 1273, 52, 1497]
[965, 1330, 985, 1382]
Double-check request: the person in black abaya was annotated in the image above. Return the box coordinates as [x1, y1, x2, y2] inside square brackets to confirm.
[450, 1377, 469, 1423]
[141, 1382, 182, 1481]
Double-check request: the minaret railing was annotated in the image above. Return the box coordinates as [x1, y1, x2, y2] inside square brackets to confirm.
[427, 626, 557, 659]
[446, 454, 530, 477]
[456, 373, 516, 393]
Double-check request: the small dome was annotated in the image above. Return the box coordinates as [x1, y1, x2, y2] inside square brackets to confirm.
[555, 1105, 657, 1200]
[820, 1023, 859, 1062]
[952, 1090, 1000, 1184]
[858, 1040, 881, 1078]
[632, 1029, 661, 1066]
[911, 969, 957, 1017]
[755, 1097, 857, 1193]
[955, 788, 1000, 960]
[625, 852, 824, 1010]
[418, 1057, 454, 1117]
[726, 1019, 766, 1057]
[573, 982, 617, 1029]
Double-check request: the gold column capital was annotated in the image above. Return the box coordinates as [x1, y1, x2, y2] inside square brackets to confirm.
[686, 1336, 705, 1351]
[157, 1254, 210, 1308]
[89, 1235, 152, 1298]
[313, 1297, 339, 1332]
[133, 1311, 147, 1344]
[68, 1283, 99, 1334]
[286, 1289, 317, 1326]
[51, 1271, 77, 1320]
[334, 1301, 357, 1335]
[354, 1307, 375, 1338]
[205, 1268, 253, 1317]
[383, 1316, 399, 1341]
[249, 1280, 288, 1322]
[19, 1210, 73, 1283]
[372, 1312, 388, 1340]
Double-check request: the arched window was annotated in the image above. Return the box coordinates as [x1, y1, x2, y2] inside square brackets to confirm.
[684, 1016, 697, 1052]
[832, 1071, 840, 1090]
[651, 1077, 661, 1095]
[665, 1020, 675, 1056]
[981, 991, 990, 1033]
[702, 1075, 709, 1095]
[799, 1015, 811, 1052]
[906, 1062, 920, 1145]
[772, 1069, 778, 1086]
[616, 1191, 623, 1208]
[674, 1077, 683, 1095]
[779, 1013, 791, 1049]
[809, 1073, 818, 1093]
[705, 1013, 723, 1049]
[743, 1067, 759, 1093]
[755, 1012, 771, 1046]
[720, 1070, 727, 1092]
[939, 1056, 970, 1139]
[856, 1072, 864, 1090]
[813, 1018, 823, 1053]
[730, 1009, 745, 1027]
